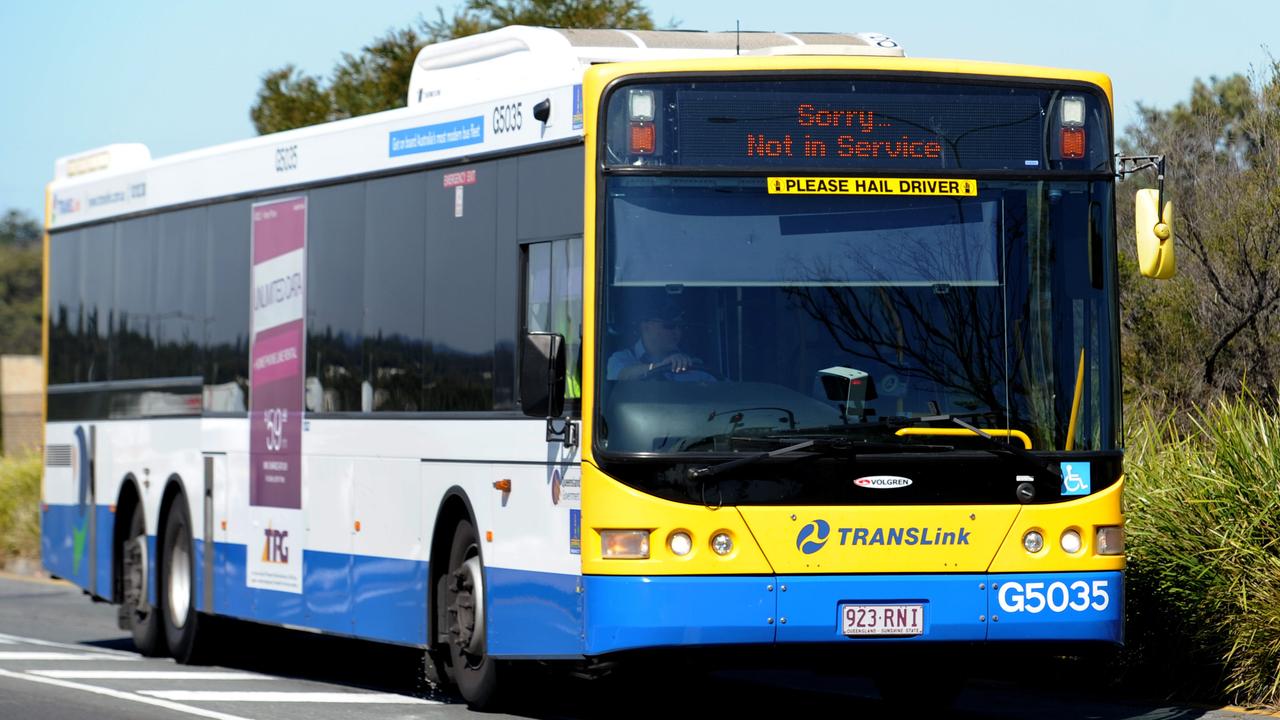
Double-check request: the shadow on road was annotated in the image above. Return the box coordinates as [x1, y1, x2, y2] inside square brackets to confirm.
[67, 619, 1228, 720]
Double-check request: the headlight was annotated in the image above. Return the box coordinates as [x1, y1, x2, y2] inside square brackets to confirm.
[1096, 526, 1125, 555]
[711, 532, 734, 556]
[1060, 528, 1082, 554]
[668, 531, 693, 556]
[1023, 530, 1044, 553]
[601, 530, 650, 559]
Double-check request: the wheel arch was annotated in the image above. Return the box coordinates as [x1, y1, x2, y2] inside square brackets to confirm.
[111, 474, 145, 604]
[428, 487, 479, 649]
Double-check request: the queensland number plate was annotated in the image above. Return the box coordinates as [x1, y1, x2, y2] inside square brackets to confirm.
[840, 603, 925, 636]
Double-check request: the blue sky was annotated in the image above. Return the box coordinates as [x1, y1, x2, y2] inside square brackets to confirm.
[1, 1, 1274, 221]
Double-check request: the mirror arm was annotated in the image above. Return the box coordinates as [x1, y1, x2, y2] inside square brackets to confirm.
[1116, 153, 1166, 208]
[1116, 153, 1169, 235]
[546, 417, 579, 448]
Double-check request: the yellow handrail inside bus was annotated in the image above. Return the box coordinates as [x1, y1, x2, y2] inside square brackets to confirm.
[894, 427, 1033, 450]
[1065, 347, 1086, 451]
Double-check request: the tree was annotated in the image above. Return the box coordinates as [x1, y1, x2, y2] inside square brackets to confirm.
[251, 0, 657, 135]
[0, 211, 40, 248]
[0, 210, 42, 355]
[1119, 60, 1280, 407]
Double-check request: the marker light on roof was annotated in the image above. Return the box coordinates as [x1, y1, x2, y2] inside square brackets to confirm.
[628, 89, 655, 121]
[1060, 95, 1086, 127]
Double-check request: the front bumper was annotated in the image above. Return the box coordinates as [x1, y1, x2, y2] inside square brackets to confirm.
[583, 571, 1122, 656]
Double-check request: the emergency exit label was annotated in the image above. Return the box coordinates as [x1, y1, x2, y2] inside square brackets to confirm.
[768, 176, 977, 196]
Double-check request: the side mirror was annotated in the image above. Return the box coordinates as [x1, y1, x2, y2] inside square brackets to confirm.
[520, 332, 566, 418]
[1135, 188, 1175, 279]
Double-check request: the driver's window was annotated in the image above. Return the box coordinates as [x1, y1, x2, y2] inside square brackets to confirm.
[523, 237, 583, 410]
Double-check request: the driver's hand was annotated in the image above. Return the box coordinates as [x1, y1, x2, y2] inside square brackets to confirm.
[661, 353, 694, 372]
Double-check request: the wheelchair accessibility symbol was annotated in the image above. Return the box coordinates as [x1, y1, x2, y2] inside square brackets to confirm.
[1060, 462, 1091, 496]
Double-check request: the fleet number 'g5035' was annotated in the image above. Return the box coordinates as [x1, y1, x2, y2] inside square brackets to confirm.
[997, 580, 1110, 614]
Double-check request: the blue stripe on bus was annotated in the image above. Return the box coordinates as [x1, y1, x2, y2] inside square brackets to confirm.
[582, 571, 1125, 655]
[486, 567, 584, 658]
[41, 504, 112, 595]
[582, 575, 777, 655]
[985, 571, 1123, 643]
[211, 542, 428, 645]
[773, 573, 989, 643]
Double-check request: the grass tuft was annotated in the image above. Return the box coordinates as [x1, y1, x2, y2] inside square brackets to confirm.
[1125, 396, 1280, 707]
[0, 452, 41, 562]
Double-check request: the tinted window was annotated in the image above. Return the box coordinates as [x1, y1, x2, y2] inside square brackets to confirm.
[48, 230, 82, 385]
[81, 224, 115, 382]
[155, 208, 206, 379]
[206, 201, 250, 411]
[114, 218, 158, 380]
[365, 174, 426, 411]
[425, 164, 496, 411]
[306, 185, 365, 412]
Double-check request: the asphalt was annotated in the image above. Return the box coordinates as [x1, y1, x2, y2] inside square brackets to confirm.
[0, 571, 1261, 720]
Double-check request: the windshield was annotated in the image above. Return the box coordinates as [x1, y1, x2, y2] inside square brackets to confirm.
[596, 176, 1119, 456]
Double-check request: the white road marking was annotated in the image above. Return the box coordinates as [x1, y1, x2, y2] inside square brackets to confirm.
[140, 690, 439, 704]
[0, 632, 136, 656]
[31, 670, 268, 680]
[0, 668, 255, 720]
[0, 651, 139, 661]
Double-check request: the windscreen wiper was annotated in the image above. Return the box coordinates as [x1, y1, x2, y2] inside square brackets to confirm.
[945, 416, 1061, 482]
[688, 439, 815, 480]
[688, 435, 953, 480]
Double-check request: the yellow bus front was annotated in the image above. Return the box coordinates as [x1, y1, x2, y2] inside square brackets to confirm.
[578, 56, 1125, 656]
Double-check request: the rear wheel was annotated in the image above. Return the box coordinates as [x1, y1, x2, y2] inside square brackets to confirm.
[443, 519, 501, 709]
[121, 504, 165, 657]
[161, 497, 210, 663]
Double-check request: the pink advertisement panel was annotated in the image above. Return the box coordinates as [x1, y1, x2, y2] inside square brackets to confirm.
[250, 198, 306, 509]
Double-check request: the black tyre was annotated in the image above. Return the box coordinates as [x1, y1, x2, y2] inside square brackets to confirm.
[160, 497, 209, 664]
[443, 519, 501, 709]
[121, 504, 165, 656]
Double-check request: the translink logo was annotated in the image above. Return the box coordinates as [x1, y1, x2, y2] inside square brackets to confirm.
[796, 520, 971, 554]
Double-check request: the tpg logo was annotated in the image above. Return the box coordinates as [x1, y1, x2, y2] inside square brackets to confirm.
[262, 526, 289, 564]
[796, 519, 830, 554]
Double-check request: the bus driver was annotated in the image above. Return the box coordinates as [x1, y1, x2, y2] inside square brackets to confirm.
[606, 297, 714, 381]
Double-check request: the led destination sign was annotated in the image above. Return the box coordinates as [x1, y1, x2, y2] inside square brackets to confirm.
[604, 79, 1113, 170]
[679, 90, 1041, 169]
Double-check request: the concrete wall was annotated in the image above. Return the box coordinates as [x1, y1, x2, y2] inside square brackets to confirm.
[1, 355, 42, 456]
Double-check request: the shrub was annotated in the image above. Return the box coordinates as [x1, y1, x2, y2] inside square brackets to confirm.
[1124, 397, 1280, 707]
[0, 452, 41, 562]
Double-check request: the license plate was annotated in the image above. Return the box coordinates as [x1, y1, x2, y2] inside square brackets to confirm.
[840, 603, 925, 636]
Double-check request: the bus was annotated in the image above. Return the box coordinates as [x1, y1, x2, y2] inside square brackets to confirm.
[42, 25, 1174, 709]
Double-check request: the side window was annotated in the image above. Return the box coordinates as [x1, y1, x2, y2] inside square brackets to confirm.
[424, 163, 497, 412]
[114, 217, 158, 380]
[307, 184, 365, 412]
[155, 208, 206, 380]
[523, 236, 583, 411]
[48, 230, 82, 384]
[365, 174, 426, 411]
[205, 201, 251, 412]
[81, 223, 115, 383]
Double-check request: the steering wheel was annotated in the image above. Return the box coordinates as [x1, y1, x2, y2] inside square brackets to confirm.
[641, 359, 722, 382]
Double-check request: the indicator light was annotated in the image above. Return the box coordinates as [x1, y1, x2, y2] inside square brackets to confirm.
[601, 530, 650, 559]
[629, 122, 655, 154]
[1061, 128, 1085, 159]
